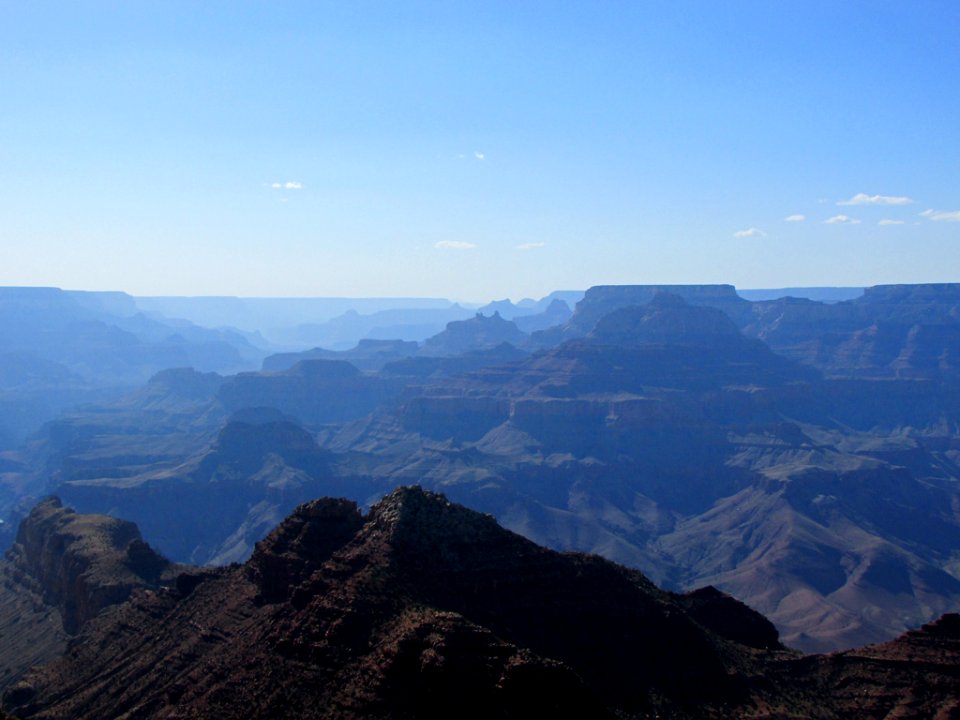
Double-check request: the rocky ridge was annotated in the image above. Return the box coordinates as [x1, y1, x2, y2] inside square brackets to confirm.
[3, 490, 959, 719]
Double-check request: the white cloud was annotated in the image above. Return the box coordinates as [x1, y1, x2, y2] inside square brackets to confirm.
[920, 208, 960, 222]
[784, 214, 806, 222]
[474, 151, 485, 160]
[878, 219, 904, 225]
[838, 192, 913, 206]
[733, 228, 766, 238]
[269, 181, 303, 190]
[825, 214, 861, 225]
[515, 242, 546, 250]
[434, 240, 477, 249]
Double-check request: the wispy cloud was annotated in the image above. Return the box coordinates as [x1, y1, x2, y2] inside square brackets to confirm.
[920, 208, 960, 222]
[784, 214, 806, 222]
[474, 151, 485, 160]
[878, 219, 905, 225]
[733, 228, 766, 238]
[838, 192, 912, 206]
[825, 214, 861, 225]
[515, 242, 546, 250]
[434, 240, 477, 250]
[269, 181, 303, 190]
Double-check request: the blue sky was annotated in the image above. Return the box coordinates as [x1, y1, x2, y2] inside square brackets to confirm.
[1, 1, 958, 300]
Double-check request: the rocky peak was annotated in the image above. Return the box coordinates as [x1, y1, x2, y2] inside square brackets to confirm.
[213, 420, 320, 460]
[363, 486, 510, 562]
[680, 585, 781, 649]
[419, 312, 527, 356]
[877, 612, 960, 651]
[319, 487, 751, 707]
[199, 421, 330, 489]
[6, 497, 173, 633]
[247, 497, 363, 602]
[920, 612, 960, 637]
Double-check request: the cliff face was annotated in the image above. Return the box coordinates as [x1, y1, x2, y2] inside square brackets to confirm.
[588, 293, 744, 346]
[418, 312, 528, 357]
[857, 282, 960, 314]
[218, 359, 406, 427]
[800, 613, 960, 718]
[744, 283, 960, 381]
[532, 284, 753, 346]
[6, 497, 174, 633]
[0, 497, 177, 691]
[539, 283, 960, 383]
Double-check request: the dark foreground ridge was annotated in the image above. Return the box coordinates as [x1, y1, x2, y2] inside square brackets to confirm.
[0, 498, 180, 691]
[3, 488, 960, 719]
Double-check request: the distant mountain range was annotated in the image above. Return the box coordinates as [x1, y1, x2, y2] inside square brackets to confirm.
[132, 290, 585, 350]
[0, 287, 266, 452]
[2, 282, 960, 657]
[737, 287, 865, 303]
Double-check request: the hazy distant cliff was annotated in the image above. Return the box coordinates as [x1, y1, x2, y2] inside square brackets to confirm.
[6, 282, 960, 655]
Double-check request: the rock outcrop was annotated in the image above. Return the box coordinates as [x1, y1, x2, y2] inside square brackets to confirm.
[800, 613, 960, 718]
[218, 359, 406, 427]
[0, 497, 178, 691]
[6, 497, 173, 633]
[418, 312, 528, 357]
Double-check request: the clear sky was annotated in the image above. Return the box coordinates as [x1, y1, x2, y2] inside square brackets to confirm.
[1, 1, 958, 301]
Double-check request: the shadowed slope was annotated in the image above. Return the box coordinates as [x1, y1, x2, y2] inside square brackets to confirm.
[4, 490, 959, 719]
[4, 488, 786, 719]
